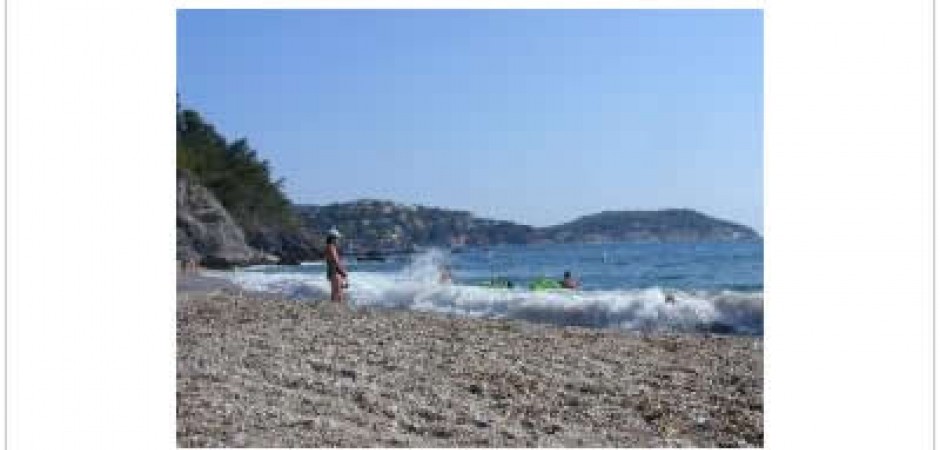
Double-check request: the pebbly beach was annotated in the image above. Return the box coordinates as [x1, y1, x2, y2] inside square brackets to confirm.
[177, 275, 762, 447]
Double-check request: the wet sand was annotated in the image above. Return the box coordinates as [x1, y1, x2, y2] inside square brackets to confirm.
[177, 276, 762, 447]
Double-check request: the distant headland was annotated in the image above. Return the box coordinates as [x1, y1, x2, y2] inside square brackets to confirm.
[297, 200, 760, 253]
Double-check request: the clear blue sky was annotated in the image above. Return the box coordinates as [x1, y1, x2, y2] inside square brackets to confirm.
[178, 9, 763, 232]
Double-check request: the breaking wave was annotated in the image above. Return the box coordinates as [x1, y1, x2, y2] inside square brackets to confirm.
[203, 249, 762, 335]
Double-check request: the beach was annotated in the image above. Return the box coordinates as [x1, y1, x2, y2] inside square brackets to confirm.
[177, 276, 763, 447]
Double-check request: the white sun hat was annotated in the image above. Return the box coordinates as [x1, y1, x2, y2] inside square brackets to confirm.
[327, 227, 342, 238]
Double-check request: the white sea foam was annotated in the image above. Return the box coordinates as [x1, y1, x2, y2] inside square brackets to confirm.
[204, 249, 763, 335]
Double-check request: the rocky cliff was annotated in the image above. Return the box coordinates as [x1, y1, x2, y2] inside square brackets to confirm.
[177, 170, 324, 267]
[246, 227, 323, 266]
[176, 169, 273, 268]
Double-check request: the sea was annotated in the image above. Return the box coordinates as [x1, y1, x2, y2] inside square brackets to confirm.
[202, 241, 763, 335]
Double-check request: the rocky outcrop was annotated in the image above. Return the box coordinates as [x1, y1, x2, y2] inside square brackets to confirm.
[177, 169, 274, 268]
[246, 227, 323, 266]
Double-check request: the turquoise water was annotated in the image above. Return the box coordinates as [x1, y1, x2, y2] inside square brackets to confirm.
[431, 241, 762, 292]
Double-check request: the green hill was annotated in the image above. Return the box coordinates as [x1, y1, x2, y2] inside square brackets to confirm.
[296, 201, 760, 252]
[543, 209, 760, 243]
[296, 200, 534, 252]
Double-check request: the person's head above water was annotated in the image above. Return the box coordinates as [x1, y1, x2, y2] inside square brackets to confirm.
[561, 271, 578, 289]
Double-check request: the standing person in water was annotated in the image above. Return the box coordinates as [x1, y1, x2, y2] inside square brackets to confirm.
[325, 228, 348, 303]
[561, 271, 579, 289]
[439, 264, 453, 284]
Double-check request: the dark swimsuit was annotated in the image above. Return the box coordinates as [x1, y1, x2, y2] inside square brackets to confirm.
[326, 261, 338, 280]
[326, 245, 340, 280]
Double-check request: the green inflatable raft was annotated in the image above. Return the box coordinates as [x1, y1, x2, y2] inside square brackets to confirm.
[529, 278, 563, 291]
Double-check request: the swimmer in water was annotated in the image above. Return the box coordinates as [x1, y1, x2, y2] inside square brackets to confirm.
[439, 264, 453, 284]
[561, 271, 578, 289]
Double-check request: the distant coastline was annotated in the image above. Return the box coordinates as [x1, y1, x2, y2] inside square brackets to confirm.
[179, 165, 759, 269]
[297, 200, 761, 253]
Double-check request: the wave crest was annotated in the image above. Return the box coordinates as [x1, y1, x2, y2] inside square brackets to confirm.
[204, 267, 762, 335]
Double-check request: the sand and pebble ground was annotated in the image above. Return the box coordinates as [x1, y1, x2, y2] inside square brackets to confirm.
[177, 276, 762, 447]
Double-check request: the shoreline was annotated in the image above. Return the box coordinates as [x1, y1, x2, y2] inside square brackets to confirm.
[177, 276, 763, 447]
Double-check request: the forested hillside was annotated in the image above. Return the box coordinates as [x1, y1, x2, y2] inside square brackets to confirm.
[177, 102, 320, 265]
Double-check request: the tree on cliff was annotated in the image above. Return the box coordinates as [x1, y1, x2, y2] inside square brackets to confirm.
[176, 106, 297, 232]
